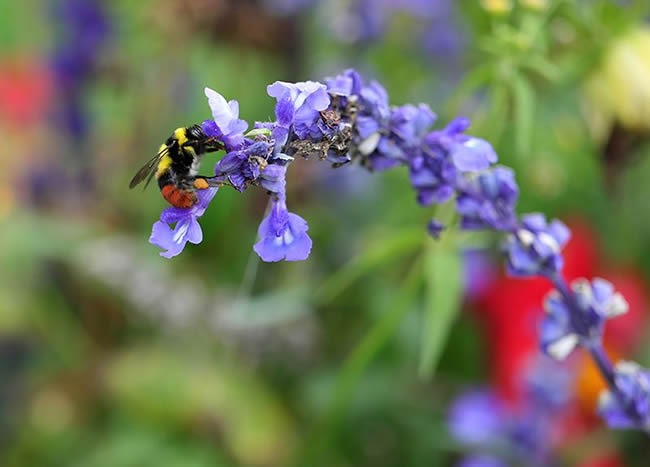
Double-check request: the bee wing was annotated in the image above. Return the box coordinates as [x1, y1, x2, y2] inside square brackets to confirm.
[129, 145, 170, 189]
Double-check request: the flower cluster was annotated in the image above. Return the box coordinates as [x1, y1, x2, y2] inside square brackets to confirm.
[143, 68, 650, 433]
[150, 68, 500, 260]
[540, 278, 628, 360]
[598, 361, 650, 431]
[503, 213, 570, 278]
[449, 357, 572, 467]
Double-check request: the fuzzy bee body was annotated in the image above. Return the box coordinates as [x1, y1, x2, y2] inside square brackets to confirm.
[129, 124, 223, 208]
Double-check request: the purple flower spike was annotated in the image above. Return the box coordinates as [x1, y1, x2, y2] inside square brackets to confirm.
[253, 195, 312, 262]
[504, 213, 570, 277]
[540, 278, 628, 360]
[203, 87, 248, 150]
[267, 80, 330, 139]
[149, 188, 218, 258]
[598, 361, 650, 431]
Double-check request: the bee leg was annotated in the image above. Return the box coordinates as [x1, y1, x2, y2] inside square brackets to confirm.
[193, 176, 231, 189]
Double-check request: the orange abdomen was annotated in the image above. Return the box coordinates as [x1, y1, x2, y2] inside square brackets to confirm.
[161, 184, 197, 208]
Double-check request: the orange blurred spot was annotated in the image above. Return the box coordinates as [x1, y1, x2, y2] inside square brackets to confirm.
[574, 346, 620, 416]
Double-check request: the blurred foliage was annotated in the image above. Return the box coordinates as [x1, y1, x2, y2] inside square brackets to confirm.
[2, 0, 650, 466]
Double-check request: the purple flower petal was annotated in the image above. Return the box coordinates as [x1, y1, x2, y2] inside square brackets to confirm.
[451, 137, 497, 172]
[149, 187, 218, 258]
[253, 197, 312, 262]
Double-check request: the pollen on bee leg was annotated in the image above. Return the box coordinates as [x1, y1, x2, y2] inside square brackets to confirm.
[193, 178, 210, 189]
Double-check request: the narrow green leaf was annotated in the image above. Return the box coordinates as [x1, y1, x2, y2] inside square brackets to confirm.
[484, 82, 509, 147]
[304, 258, 424, 465]
[522, 56, 562, 83]
[512, 73, 535, 158]
[418, 239, 463, 379]
[314, 229, 426, 305]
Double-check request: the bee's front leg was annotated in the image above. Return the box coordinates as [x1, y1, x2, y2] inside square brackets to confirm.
[193, 176, 232, 189]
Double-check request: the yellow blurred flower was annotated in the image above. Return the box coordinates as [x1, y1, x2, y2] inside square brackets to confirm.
[519, 0, 549, 11]
[584, 28, 650, 140]
[480, 0, 513, 14]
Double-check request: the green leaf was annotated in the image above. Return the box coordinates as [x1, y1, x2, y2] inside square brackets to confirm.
[304, 258, 424, 465]
[512, 73, 535, 158]
[314, 229, 426, 305]
[105, 347, 297, 466]
[418, 238, 463, 379]
[522, 56, 562, 83]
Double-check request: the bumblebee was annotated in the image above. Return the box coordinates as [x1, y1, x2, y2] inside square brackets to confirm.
[129, 124, 224, 208]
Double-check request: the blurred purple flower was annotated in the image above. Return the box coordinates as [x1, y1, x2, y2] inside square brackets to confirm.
[504, 214, 570, 278]
[456, 167, 518, 231]
[149, 188, 217, 258]
[448, 391, 505, 446]
[540, 278, 628, 360]
[598, 361, 650, 431]
[450, 358, 572, 467]
[50, 0, 110, 140]
[458, 456, 507, 467]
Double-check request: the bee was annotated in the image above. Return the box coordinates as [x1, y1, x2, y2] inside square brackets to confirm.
[129, 125, 224, 208]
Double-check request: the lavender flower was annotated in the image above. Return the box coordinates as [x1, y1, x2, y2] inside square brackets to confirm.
[598, 361, 650, 431]
[540, 278, 629, 360]
[503, 213, 570, 277]
[203, 87, 248, 151]
[427, 117, 497, 173]
[253, 193, 312, 262]
[149, 188, 218, 258]
[267, 80, 330, 139]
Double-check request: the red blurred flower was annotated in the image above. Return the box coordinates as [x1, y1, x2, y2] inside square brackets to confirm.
[0, 59, 52, 127]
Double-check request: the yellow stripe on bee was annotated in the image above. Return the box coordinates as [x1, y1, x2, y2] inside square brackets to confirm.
[174, 127, 188, 146]
[156, 143, 172, 178]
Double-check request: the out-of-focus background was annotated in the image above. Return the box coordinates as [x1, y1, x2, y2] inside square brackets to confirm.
[2, 0, 650, 465]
